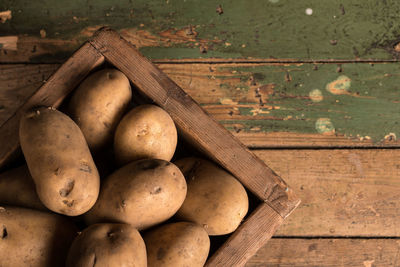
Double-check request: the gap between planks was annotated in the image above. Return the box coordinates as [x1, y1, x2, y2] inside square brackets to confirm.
[3, 59, 400, 65]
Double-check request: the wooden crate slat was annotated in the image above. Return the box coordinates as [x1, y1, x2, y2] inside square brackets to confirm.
[89, 28, 300, 218]
[0, 43, 104, 169]
[206, 203, 283, 267]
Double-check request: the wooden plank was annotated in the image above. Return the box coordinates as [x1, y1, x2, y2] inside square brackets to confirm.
[0, 43, 104, 169]
[206, 203, 283, 267]
[0, 146, 398, 237]
[253, 149, 400, 237]
[246, 238, 400, 267]
[2, 0, 400, 62]
[0, 64, 58, 126]
[158, 62, 400, 146]
[89, 28, 300, 218]
[1, 62, 399, 147]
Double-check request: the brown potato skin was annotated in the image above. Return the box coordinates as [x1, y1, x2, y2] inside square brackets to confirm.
[175, 157, 249, 235]
[19, 107, 100, 216]
[114, 104, 177, 165]
[85, 159, 186, 230]
[0, 206, 78, 267]
[66, 223, 146, 267]
[144, 222, 210, 267]
[68, 68, 132, 151]
[0, 165, 46, 211]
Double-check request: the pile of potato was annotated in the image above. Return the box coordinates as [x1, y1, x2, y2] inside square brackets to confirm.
[0, 69, 249, 267]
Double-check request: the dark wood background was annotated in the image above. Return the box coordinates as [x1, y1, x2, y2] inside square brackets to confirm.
[1, 0, 400, 266]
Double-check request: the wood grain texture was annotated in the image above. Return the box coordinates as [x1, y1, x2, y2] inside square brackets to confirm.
[2, 0, 400, 62]
[206, 203, 283, 267]
[159, 62, 400, 145]
[0, 64, 58, 126]
[246, 238, 400, 267]
[0, 43, 104, 169]
[253, 149, 400, 237]
[89, 28, 300, 218]
[1, 62, 399, 147]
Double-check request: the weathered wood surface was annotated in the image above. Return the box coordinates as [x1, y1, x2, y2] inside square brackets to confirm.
[246, 238, 400, 267]
[1, 1, 400, 264]
[254, 149, 400, 237]
[207, 203, 283, 267]
[2, 0, 400, 62]
[1, 63, 399, 147]
[0, 64, 59, 127]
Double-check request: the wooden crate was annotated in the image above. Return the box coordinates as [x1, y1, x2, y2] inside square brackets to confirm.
[0, 28, 300, 267]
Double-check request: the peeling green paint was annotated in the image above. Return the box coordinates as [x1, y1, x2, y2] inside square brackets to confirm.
[217, 63, 400, 141]
[326, 75, 351, 95]
[3, 0, 400, 60]
[309, 89, 323, 102]
[315, 118, 335, 134]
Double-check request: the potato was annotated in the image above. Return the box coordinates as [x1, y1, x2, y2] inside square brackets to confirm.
[175, 157, 248, 235]
[68, 68, 132, 151]
[144, 222, 210, 267]
[0, 166, 46, 211]
[114, 104, 177, 165]
[85, 159, 186, 230]
[66, 223, 146, 267]
[19, 107, 100, 216]
[0, 205, 77, 267]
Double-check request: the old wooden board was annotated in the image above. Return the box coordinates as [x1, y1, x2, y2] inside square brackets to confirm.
[246, 238, 400, 267]
[1, 63, 399, 147]
[255, 149, 400, 237]
[2, 0, 400, 62]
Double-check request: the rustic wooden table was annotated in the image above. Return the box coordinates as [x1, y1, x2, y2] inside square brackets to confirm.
[1, 1, 400, 266]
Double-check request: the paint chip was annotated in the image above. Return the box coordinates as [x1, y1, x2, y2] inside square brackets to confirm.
[199, 45, 207, 53]
[216, 5, 223, 15]
[363, 260, 375, 267]
[326, 75, 351, 95]
[269, 0, 279, 3]
[394, 42, 400, 52]
[0, 10, 11, 23]
[330, 39, 338, 46]
[309, 89, 323, 102]
[40, 29, 46, 38]
[250, 108, 270, 116]
[384, 133, 397, 142]
[305, 8, 313, 15]
[315, 118, 335, 135]
[0, 36, 18, 51]
[219, 98, 238, 105]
